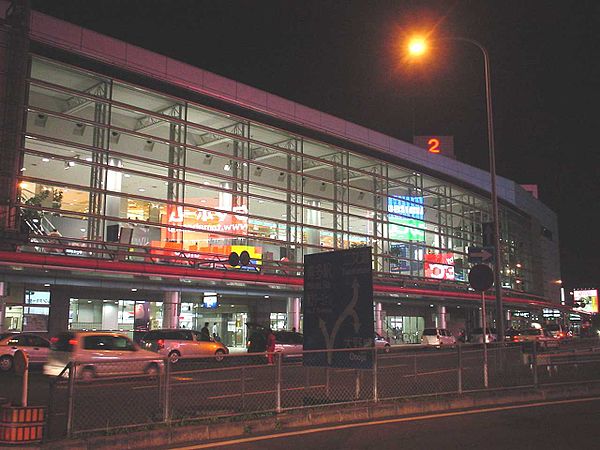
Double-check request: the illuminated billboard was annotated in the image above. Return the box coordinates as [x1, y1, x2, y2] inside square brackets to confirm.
[424, 253, 455, 280]
[388, 196, 425, 242]
[573, 289, 599, 314]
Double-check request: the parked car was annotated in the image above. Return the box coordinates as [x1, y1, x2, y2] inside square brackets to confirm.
[374, 333, 391, 353]
[0, 333, 51, 372]
[514, 328, 560, 349]
[421, 328, 456, 347]
[246, 323, 304, 360]
[140, 329, 229, 363]
[44, 331, 163, 381]
[545, 324, 571, 340]
[468, 328, 497, 344]
[504, 328, 522, 342]
[273, 330, 304, 359]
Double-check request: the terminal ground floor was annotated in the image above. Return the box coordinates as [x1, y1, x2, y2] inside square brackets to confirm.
[0, 281, 583, 348]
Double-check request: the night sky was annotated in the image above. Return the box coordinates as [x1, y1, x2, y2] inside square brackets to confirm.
[30, 0, 600, 291]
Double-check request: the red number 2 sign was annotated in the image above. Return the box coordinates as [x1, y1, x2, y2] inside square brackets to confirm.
[427, 138, 441, 154]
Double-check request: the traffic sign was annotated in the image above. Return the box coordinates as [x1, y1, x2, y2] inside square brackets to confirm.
[467, 246, 495, 264]
[468, 264, 494, 292]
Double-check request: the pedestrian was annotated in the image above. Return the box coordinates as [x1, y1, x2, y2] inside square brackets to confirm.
[291, 326, 296, 333]
[212, 322, 220, 341]
[48, 228, 63, 254]
[266, 328, 276, 364]
[200, 322, 210, 341]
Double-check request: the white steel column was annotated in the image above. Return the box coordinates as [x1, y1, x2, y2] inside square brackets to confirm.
[436, 305, 447, 329]
[286, 297, 301, 331]
[162, 291, 180, 329]
[375, 302, 383, 336]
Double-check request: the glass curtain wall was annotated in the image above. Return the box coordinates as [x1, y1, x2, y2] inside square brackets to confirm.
[17, 56, 534, 293]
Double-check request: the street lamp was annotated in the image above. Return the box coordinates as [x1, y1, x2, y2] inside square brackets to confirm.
[407, 36, 505, 341]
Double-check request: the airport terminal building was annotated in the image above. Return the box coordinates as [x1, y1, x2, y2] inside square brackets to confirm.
[0, 3, 570, 346]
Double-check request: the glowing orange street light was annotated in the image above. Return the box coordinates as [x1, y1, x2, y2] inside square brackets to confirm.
[408, 37, 427, 56]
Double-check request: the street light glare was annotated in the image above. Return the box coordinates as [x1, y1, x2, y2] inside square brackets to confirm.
[408, 38, 427, 55]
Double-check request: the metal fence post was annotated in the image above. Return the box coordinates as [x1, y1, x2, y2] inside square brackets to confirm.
[66, 362, 75, 438]
[457, 343, 463, 394]
[373, 347, 379, 402]
[532, 341, 538, 388]
[241, 365, 246, 411]
[163, 358, 171, 423]
[276, 352, 282, 413]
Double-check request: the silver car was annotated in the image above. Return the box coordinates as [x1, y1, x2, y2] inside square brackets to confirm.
[44, 331, 163, 381]
[374, 333, 391, 353]
[0, 333, 51, 371]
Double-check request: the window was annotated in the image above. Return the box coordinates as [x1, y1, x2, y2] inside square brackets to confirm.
[83, 335, 135, 350]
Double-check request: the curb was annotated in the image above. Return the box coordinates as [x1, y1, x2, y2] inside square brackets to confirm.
[38, 381, 600, 450]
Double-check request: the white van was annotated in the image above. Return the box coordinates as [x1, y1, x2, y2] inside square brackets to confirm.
[421, 328, 456, 347]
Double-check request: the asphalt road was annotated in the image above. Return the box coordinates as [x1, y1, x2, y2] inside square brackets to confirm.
[168, 396, 600, 450]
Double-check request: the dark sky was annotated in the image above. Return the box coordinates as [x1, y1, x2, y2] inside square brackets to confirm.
[31, 0, 600, 290]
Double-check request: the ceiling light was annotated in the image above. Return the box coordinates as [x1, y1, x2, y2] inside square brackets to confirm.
[42, 158, 50, 162]
[223, 163, 231, 171]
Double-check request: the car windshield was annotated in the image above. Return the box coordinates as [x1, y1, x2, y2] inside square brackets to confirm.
[423, 329, 438, 336]
[522, 329, 542, 336]
[546, 324, 560, 331]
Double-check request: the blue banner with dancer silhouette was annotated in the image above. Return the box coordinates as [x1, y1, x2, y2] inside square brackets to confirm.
[303, 247, 374, 368]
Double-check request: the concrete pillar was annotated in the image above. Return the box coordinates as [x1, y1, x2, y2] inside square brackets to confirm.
[374, 302, 383, 336]
[48, 287, 71, 337]
[436, 305, 447, 329]
[286, 297, 301, 331]
[162, 291, 180, 329]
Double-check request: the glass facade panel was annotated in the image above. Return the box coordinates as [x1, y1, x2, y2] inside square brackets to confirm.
[17, 56, 537, 293]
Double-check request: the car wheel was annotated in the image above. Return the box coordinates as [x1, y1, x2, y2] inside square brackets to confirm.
[383, 344, 391, 353]
[80, 367, 95, 382]
[0, 355, 13, 372]
[168, 351, 180, 364]
[145, 363, 160, 379]
[214, 349, 226, 362]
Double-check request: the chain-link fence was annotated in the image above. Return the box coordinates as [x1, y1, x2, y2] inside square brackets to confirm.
[46, 340, 600, 438]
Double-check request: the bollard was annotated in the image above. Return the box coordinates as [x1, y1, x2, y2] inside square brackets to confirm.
[373, 347, 379, 402]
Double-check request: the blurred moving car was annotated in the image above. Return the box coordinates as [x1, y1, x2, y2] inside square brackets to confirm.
[0, 333, 50, 372]
[504, 328, 522, 342]
[140, 329, 229, 363]
[514, 328, 560, 349]
[44, 331, 163, 381]
[374, 333, 391, 353]
[421, 328, 456, 347]
[468, 328, 497, 344]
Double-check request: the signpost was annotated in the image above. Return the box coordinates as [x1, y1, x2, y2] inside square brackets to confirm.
[303, 247, 374, 369]
[468, 264, 494, 388]
[13, 350, 29, 406]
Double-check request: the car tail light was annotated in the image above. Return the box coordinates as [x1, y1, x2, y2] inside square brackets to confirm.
[68, 338, 77, 346]
[157, 339, 165, 350]
[559, 332, 565, 338]
[50, 337, 59, 343]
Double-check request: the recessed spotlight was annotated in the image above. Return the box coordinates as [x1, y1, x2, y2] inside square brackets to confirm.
[124, 174, 131, 178]
[42, 158, 50, 162]
[138, 188, 145, 192]
[131, 288, 138, 292]
[44, 283, 50, 287]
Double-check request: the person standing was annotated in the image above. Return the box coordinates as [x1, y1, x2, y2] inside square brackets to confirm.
[212, 322, 219, 341]
[266, 328, 276, 364]
[200, 322, 210, 341]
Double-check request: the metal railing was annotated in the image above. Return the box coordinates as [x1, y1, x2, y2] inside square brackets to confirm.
[44, 338, 600, 439]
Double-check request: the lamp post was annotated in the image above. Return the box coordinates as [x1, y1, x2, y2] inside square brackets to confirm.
[408, 36, 504, 340]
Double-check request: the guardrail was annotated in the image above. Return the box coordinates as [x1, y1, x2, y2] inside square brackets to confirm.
[44, 339, 600, 439]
